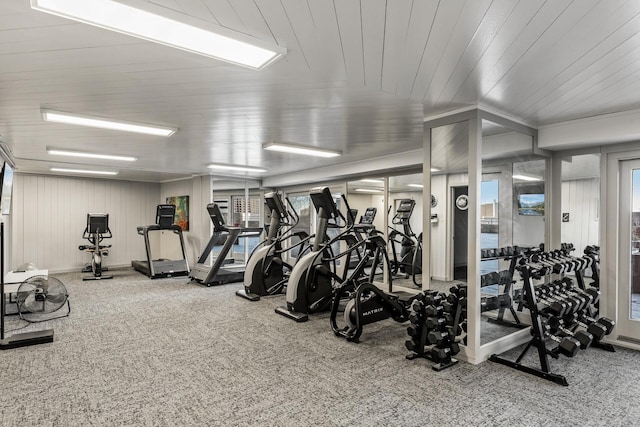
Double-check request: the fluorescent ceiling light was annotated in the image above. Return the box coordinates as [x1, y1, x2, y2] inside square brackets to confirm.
[430, 167, 440, 172]
[47, 148, 136, 162]
[407, 184, 423, 188]
[41, 109, 176, 136]
[31, 0, 285, 70]
[513, 174, 543, 182]
[358, 179, 383, 183]
[50, 167, 118, 175]
[263, 141, 341, 158]
[355, 188, 382, 193]
[207, 163, 267, 173]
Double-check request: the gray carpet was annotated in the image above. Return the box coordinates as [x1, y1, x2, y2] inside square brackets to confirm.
[1, 268, 639, 426]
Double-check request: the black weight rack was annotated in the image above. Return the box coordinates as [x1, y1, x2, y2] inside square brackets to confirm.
[490, 248, 613, 386]
[480, 246, 535, 328]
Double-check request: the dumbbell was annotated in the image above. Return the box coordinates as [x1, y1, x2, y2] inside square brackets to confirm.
[544, 283, 591, 311]
[538, 286, 588, 314]
[424, 293, 444, 306]
[576, 312, 615, 335]
[410, 299, 424, 314]
[545, 316, 593, 349]
[540, 325, 581, 357]
[552, 279, 600, 306]
[430, 342, 461, 362]
[533, 288, 571, 317]
[405, 339, 419, 352]
[561, 312, 608, 342]
[427, 329, 453, 346]
[425, 317, 446, 330]
[425, 304, 444, 317]
[407, 324, 420, 337]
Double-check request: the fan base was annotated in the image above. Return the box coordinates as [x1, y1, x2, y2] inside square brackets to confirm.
[0, 329, 54, 350]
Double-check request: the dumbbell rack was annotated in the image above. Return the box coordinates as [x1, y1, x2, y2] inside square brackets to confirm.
[480, 246, 535, 328]
[405, 287, 465, 371]
[490, 260, 570, 386]
[490, 249, 613, 385]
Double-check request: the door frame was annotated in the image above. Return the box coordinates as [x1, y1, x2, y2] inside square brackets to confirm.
[603, 147, 640, 349]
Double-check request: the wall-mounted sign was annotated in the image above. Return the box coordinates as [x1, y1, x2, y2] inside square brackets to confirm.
[562, 212, 570, 222]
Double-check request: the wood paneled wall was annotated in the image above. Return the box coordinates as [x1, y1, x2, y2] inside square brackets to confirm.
[11, 173, 160, 272]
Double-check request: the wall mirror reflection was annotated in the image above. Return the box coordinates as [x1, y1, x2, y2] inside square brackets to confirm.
[479, 119, 544, 345]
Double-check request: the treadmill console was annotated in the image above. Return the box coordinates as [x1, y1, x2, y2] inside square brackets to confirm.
[207, 203, 226, 231]
[156, 204, 176, 228]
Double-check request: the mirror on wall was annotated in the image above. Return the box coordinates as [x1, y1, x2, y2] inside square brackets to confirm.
[479, 119, 543, 345]
[386, 172, 424, 290]
[561, 154, 600, 253]
[430, 121, 469, 289]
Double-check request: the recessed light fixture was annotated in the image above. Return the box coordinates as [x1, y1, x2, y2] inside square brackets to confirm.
[50, 167, 118, 175]
[430, 167, 440, 172]
[355, 188, 382, 193]
[207, 163, 267, 173]
[41, 109, 176, 136]
[513, 174, 543, 182]
[358, 179, 383, 183]
[31, 0, 285, 70]
[47, 148, 137, 162]
[263, 141, 341, 158]
[407, 184, 424, 188]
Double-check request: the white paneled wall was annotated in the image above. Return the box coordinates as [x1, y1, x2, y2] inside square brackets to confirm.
[561, 178, 599, 252]
[11, 173, 160, 272]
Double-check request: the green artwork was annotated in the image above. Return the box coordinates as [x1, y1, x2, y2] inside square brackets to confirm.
[166, 195, 189, 231]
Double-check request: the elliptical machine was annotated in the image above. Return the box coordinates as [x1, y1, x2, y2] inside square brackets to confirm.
[236, 192, 310, 301]
[78, 213, 113, 281]
[275, 187, 349, 322]
[388, 199, 422, 287]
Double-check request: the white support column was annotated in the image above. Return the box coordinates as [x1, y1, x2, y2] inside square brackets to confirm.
[423, 122, 432, 291]
[467, 111, 482, 364]
[548, 155, 562, 250]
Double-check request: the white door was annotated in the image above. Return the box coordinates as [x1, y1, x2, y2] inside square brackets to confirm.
[618, 159, 640, 341]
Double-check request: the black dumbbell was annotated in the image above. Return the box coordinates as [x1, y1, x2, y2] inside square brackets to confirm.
[545, 284, 591, 312]
[578, 312, 615, 335]
[562, 312, 608, 342]
[425, 317, 446, 330]
[554, 280, 600, 307]
[539, 286, 587, 314]
[534, 288, 569, 317]
[427, 330, 452, 346]
[405, 338, 418, 352]
[407, 324, 420, 337]
[430, 342, 460, 362]
[545, 316, 593, 349]
[410, 299, 424, 313]
[540, 325, 580, 357]
[425, 304, 444, 317]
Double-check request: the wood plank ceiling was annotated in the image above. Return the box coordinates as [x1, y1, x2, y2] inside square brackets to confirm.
[0, 0, 639, 182]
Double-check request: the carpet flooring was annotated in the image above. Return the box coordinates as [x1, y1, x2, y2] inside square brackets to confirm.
[1, 268, 639, 426]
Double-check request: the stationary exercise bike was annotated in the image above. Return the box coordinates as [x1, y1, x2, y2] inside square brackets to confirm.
[236, 192, 310, 301]
[78, 213, 113, 281]
[388, 199, 422, 287]
[330, 233, 419, 342]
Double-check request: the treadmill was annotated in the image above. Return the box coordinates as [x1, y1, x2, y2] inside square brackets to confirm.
[132, 204, 190, 278]
[190, 203, 263, 286]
